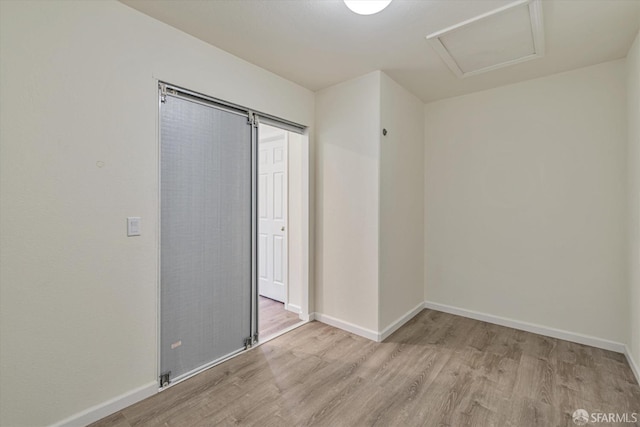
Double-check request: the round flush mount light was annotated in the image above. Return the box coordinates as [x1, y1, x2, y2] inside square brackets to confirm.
[344, 0, 392, 15]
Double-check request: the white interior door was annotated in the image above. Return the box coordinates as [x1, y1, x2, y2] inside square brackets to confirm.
[258, 126, 287, 302]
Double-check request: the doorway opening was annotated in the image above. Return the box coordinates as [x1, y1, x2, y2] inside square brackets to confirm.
[257, 123, 306, 340]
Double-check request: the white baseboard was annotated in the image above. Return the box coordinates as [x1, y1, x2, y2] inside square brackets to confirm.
[624, 345, 640, 385]
[423, 300, 626, 354]
[50, 381, 157, 427]
[378, 302, 425, 342]
[285, 303, 301, 315]
[314, 302, 425, 343]
[314, 312, 379, 341]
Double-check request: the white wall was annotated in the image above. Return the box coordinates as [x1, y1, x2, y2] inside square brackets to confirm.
[424, 60, 628, 344]
[378, 74, 425, 330]
[628, 30, 640, 370]
[0, 1, 314, 426]
[315, 71, 381, 332]
[315, 71, 425, 337]
[288, 132, 304, 313]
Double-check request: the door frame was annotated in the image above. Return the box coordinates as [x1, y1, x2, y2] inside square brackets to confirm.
[155, 80, 311, 389]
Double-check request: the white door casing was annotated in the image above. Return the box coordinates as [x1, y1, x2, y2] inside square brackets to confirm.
[258, 127, 287, 303]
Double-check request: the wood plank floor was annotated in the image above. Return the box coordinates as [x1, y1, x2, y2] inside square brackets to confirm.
[258, 296, 301, 339]
[91, 309, 640, 427]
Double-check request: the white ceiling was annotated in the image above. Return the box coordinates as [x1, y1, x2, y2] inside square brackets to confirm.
[120, 0, 640, 103]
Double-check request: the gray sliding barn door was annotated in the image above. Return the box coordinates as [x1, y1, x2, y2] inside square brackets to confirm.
[160, 88, 253, 384]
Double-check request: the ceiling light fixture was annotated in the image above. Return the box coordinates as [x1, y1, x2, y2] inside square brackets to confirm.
[344, 0, 392, 15]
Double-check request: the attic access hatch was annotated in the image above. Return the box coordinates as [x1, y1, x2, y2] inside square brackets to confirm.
[426, 0, 544, 78]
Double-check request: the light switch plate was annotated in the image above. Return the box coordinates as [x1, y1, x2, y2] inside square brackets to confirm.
[127, 217, 141, 236]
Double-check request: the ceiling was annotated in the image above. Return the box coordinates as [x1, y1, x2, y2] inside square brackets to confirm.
[120, 0, 640, 103]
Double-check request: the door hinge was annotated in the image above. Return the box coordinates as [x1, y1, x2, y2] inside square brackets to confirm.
[244, 336, 255, 349]
[159, 84, 177, 103]
[248, 112, 259, 128]
[159, 371, 171, 388]
[159, 83, 167, 103]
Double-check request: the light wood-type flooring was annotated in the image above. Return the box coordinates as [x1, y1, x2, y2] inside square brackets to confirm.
[258, 296, 301, 339]
[91, 309, 640, 427]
